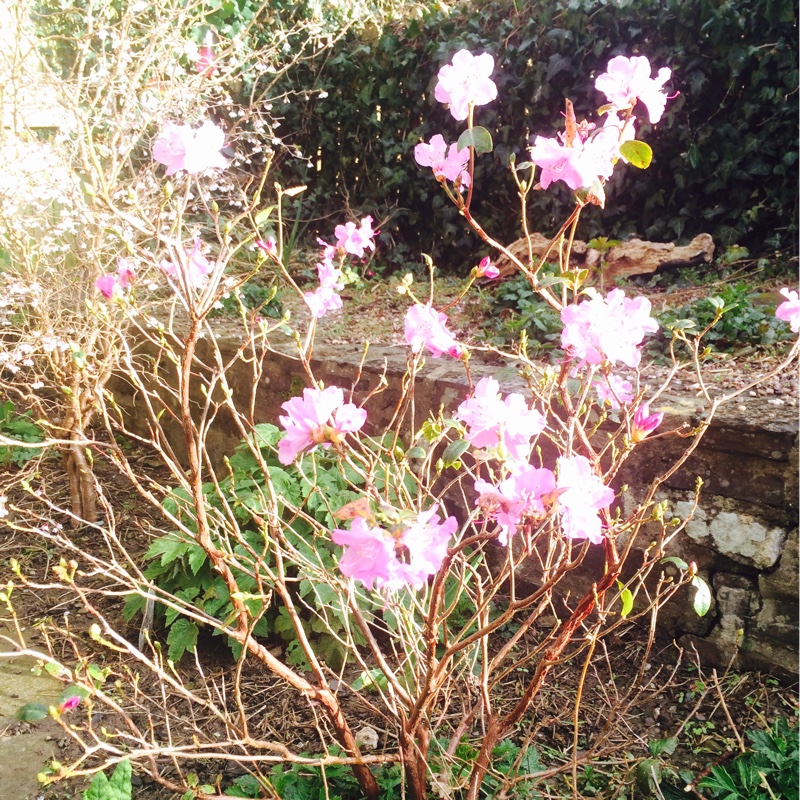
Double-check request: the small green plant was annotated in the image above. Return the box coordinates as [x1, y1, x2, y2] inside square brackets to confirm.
[487, 273, 563, 348]
[124, 423, 393, 664]
[0, 400, 45, 467]
[212, 280, 283, 318]
[656, 283, 791, 351]
[696, 717, 798, 800]
[82, 759, 132, 800]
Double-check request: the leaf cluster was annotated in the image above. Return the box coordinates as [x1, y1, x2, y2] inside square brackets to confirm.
[655, 283, 793, 351]
[0, 400, 45, 467]
[124, 424, 365, 663]
[696, 717, 799, 800]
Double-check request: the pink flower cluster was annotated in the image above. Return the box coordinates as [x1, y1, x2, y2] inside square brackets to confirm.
[414, 134, 471, 187]
[529, 111, 635, 192]
[455, 377, 545, 463]
[561, 289, 658, 369]
[475, 455, 614, 546]
[404, 304, 463, 358]
[775, 288, 800, 333]
[595, 55, 672, 124]
[555, 455, 615, 544]
[475, 464, 556, 545]
[333, 505, 457, 590]
[278, 385, 367, 464]
[434, 50, 498, 121]
[160, 239, 213, 290]
[305, 217, 376, 319]
[95, 257, 136, 300]
[530, 55, 670, 192]
[152, 120, 227, 176]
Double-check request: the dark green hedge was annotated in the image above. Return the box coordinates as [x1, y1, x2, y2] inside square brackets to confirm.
[270, 0, 798, 272]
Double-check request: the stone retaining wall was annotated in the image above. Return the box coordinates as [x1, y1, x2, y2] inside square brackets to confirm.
[112, 331, 799, 677]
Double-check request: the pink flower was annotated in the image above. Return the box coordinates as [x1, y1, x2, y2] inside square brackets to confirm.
[95, 258, 137, 299]
[556, 455, 614, 544]
[414, 134, 471, 186]
[594, 374, 634, 409]
[196, 44, 216, 77]
[304, 285, 343, 318]
[560, 289, 658, 369]
[595, 55, 672, 124]
[332, 518, 400, 590]
[278, 386, 367, 464]
[152, 121, 227, 176]
[631, 403, 664, 442]
[476, 257, 499, 280]
[529, 132, 617, 191]
[434, 50, 498, 121]
[334, 216, 376, 258]
[58, 695, 82, 713]
[404, 304, 462, 358]
[397, 505, 457, 588]
[775, 288, 800, 333]
[475, 465, 556, 545]
[332, 506, 456, 590]
[116, 257, 136, 288]
[161, 239, 213, 289]
[456, 377, 545, 463]
[95, 274, 118, 299]
[255, 237, 277, 255]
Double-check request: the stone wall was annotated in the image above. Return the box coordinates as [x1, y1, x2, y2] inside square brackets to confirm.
[111, 330, 799, 677]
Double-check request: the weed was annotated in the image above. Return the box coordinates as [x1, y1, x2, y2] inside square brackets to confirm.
[696, 717, 798, 800]
[655, 283, 792, 352]
[0, 400, 45, 467]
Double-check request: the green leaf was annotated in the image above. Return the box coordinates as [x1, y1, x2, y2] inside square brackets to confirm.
[17, 702, 49, 722]
[692, 575, 712, 617]
[620, 140, 653, 169]
[648, 736, 678, 757]
[441, 438, 470, 467]
[83, 760, 132, 800]
[58, 684, 89, 705]
[107, 760, 132, 800]
[616, 580, 634, 618]
[254, 206, 276, 226]
[352, 668, 389, 693]
[167, 618, 199, 662]
[661, 556, 689, 570]
[457, 126, 493, 154]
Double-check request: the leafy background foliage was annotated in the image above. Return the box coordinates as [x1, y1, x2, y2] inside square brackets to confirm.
[268, 0, 798, 272]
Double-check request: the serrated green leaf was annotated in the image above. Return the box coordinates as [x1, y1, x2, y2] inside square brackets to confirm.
[17, 702, 49, 722]
[441, 438, 470, 466]
[457, 126, 493, 154]
[167, 618, 199, 662]
[107, 760, 132, 800]
[648, 736, 678, 757]
[620, 139, 653, 169]
[692, 575, 712, 616]
[82, 760, 131, 800]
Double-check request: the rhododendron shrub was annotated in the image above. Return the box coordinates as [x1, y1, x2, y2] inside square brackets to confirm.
[4, 33, 798, 800]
